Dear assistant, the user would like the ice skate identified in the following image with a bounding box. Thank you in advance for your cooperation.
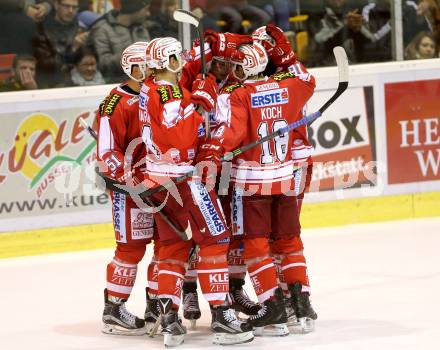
[229,278,261,315]
[102,289,147,336]
[144,287,160,334]
[182,281,201,329]
[284,297,298,326]
[159,298,187,347]
[288,282,317,334]
[210,305,254,345]
[248,289,289,337]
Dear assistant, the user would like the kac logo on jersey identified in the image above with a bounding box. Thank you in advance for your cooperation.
[251,88,289,108]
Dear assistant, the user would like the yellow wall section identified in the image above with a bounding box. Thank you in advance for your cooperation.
[301,191,440,228]
[0,223,114,259]
[1,192,439,259]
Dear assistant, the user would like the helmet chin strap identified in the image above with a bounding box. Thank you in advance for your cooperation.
[129,71,145,83]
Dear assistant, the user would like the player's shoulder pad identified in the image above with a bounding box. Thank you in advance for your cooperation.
[272,71,295,81]
[98,95,110,116]
[221,83,243,94]
[103,93,123,116]
[156,85,184,104]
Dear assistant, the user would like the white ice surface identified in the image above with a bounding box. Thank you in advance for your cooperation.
[1,217,440,350]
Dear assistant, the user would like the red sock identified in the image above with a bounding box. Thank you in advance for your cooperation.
[106,259,137,299]
[185,247,199,279]
[273,254,289,296]
[198,243,229,306]
[244,238,278,303]
[147,257,159,296]
[281,254,310,291]
[272,237,310,292]
[247,257,278,303]
[228,239,247,277]
[157,241,191,309]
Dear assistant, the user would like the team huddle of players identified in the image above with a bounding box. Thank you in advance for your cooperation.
[96,24,317,347]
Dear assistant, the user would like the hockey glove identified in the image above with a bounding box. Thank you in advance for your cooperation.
[190,73,218,112]
[205,30,252,62]
[195,139,224,184]
[265,24,297,68]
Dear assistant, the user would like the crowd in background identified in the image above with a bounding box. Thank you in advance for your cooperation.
[0,0,439,92]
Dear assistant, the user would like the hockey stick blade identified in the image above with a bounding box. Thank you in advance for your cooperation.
[173,9,201,27]
[173,8,209,134]
[317,46,349,115]
[79,117,97,139]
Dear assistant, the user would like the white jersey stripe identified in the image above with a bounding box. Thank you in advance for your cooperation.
[98,116,112,158]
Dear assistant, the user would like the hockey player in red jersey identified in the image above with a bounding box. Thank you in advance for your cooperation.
[138,37,253,347]
[252,24,314,214]
[197,41,317,336]
[252,24,317,333]
[96,42,160,336]
[178,31,262,319]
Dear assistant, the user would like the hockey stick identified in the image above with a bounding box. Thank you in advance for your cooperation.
[131,46,349,198]
[96,47,348,198]
[223,47,349,159]
[79,117,192,241]
[173,9,207,77]
[173,9,211,138]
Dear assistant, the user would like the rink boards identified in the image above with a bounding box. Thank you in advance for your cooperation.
[0,59,439,257]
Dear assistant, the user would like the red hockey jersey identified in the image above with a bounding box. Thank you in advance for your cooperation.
[138,78,204,185]
[96,84,145,182]
[214,68,316,194]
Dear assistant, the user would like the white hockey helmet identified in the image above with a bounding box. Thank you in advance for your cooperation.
[145,37,184,73]
[232,42,268,81]
[120,41,149,82]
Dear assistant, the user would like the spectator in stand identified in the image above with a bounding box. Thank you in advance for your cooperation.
[0,55,38,92]
[403,0,434,46]
[148,0,179,38]
[32,0,88,88]
[220,0,271,33]
[78,0,92,12]
[311,0,391,66]
[190,0,221,31]
[64,45,105,86]
[77,10,101,30]
[263,0,297,32]
[359,0,392,63]
[405,31,437,59]
[191,0,270,34]
[89,0,151,83]
[0,1,52,55]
